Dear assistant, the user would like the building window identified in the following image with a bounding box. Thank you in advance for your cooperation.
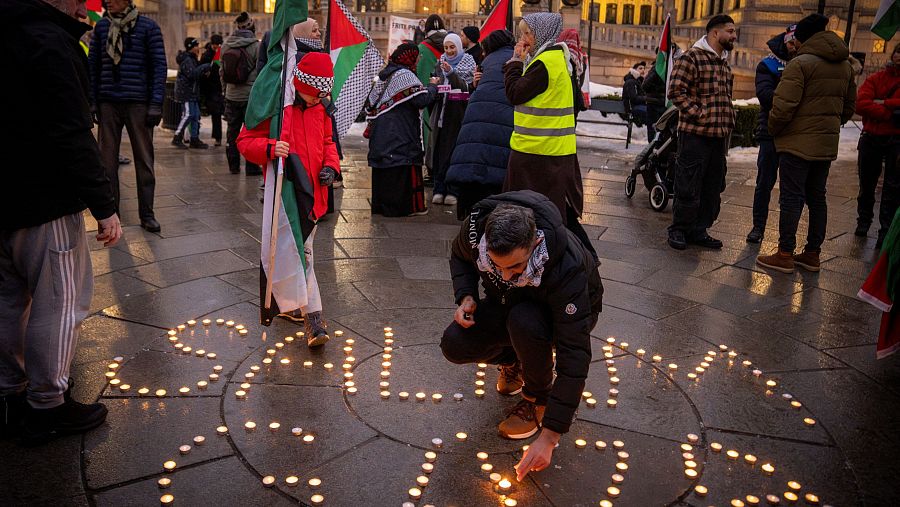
[606,4,618,24]
[622,4,634,25]
[691,0,698,19]
[639,5,651,25]
[874,39,887,54]
[734,0,741,8]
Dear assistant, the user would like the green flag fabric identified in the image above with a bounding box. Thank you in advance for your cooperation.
[874,0,900,41]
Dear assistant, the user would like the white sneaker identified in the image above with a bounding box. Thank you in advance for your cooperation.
[432,193,445,204]
[410,209,429,216]
[443,195,458,205]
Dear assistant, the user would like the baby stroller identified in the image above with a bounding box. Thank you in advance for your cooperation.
[625,105,678,211]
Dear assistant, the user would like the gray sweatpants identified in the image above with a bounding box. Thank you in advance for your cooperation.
[0,213,93,408]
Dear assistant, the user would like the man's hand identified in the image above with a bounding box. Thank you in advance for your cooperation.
[514,428,560,481]
[273,140,290,158]
[96,214,123,247]
[145,104,162,127]
[514,41,529,60]
[454,295,477,328]
[473,70,482,88]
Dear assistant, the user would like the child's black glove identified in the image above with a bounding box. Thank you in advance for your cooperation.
[319,166,337,186]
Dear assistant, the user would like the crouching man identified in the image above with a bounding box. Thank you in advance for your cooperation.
[441,190,603,480]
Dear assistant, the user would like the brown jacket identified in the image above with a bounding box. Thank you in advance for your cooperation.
[769,31,857,161]
[668,37,735,138]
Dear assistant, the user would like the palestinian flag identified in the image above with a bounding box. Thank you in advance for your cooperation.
[243,0,312,326]
[654,14,674,103]
[873,0,900,40]
[481,0,514,38]
[326,0,384,139]
[86,0,102,22]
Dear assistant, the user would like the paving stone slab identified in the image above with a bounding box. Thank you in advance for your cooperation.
[222,384,378,475]
[1,434,85,504]
[351,279,456,310]
[639,270,788,317]
[396,256,451,280]
[90,247,148,276]
[591,305,713,360]
[101,349,239,398]
[336,238,452,258]
[122,250,255,288]
[83,398,234,489]
[700,265,805,298]
[684,430,856,507]
[92,456,290,507]
[318,281,379,318]
[602,279,699,321]
[102,277,251,328]
[823,345,900,397]
[313,258,405,284]
[75,315,164,367]
[333,307,455,347]
[113,230,259,263]
[595,257,657,285]
[90,272,159,314]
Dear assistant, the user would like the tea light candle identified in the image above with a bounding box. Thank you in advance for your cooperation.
[728,350,738,358]
[343,346,353,354]
[424,451,437,463]
[766,380,777,388]
[684,460,697,469]
[744,454,757,465]
[617,451,630,461]
[680,443,693,452]
[179,445,191,455]
[308,478,322,488]
[607,367,618,375]
[235,324,244,331]
[695,485,708,496]
[202,319,211,326]
[280,358,290,365]
[158,477,172,489]
[609,388,619,397]
[668,363,678,371]
[155,389,167,397]
[761,463,775,475]
[240,383,251,390]
[380,371,390,379]
[727,450,740,459]
[193,435,205,446]
[407,487,422,500]
[684,468,698,478]
[268,422,280,432]
[262,476,275,487]
[433,393,443,403]
[595,440,607,450]
[683,452,694,460]
[343,372,353,380]
[138,387,150,396]
[504,499,518,507]
[787,481,801,491]
[310,494,324,505]
[379,390,390,399]
[244,421,256,431]
[475,389,485,398]
[216,426,228,435]
[105,371,116,380]
[303,434,315,443]
[225,320,235,327]
[766,494,780,505]
[432,438,443,448]
[636,348,646,356]
[477,451,488,460]
[804,494,819,504]
[163,460,177,472]
[456,432,467,441]
[303,361,313,368]
[415,392,426,402]
[783,492,798,502]
[498,479,512,492]
[181,346,192,355]
[607,486,620,498]
[323,363,334,370]
[710,442,723,452]
[687,433,699,443]
[399,391,410,400]
[575,439,587,448]
[285,476,299,486]
[731,500,745,507]
[197,381,208,390]
[109,379,121,387]
[454,393,464,401]
[474,380,485,387]
[652,355,663,362]
[586,398,597,407]
[616,462,628,473]
[743,360,752,367]
[179,387,190,395]
[160,494,174,505]
[746,495,760,505]
[284,336,294,343]
[238,329,248,336]
[606,337,616,344]
[607,399,617,408]
[753,369,763,377]
[244,373,254,380]
[610,377,620,385]
[421,463,434,474]
[687,373,698,380]
[346,387,358,395]
[416,475,429,488]
[187,320,197,327]
[481,463,494,473]
[292,427,303,436]
[476,371,486,378]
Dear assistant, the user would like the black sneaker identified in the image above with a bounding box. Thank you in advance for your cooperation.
[304,312,330,348]
[172,135,188,149]
[21,398,108,446]
[668,229,687,250]
[746,227,764,244]
[688,233,723,249]
[189,139,209,150]
[1,391,28,440]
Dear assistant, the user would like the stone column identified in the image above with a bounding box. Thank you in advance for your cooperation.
[158,0,186,68]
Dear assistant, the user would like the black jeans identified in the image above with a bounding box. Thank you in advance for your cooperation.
[751,138,779,230]
[225,99,262,175]
[97,102,156,221]
[441,299,553,405]
[670,132,728,237]
[857,134,900,236]
[211,112,222,143]
[778,153,830,253]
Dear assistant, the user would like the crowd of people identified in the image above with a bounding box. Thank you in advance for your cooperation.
[0,2,894,485]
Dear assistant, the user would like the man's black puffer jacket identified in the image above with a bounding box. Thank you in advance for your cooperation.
[449,190,603,434]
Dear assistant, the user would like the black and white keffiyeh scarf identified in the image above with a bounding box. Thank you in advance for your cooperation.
[439,52,476,85]
[476,230,550,288]
[365,66,427,120]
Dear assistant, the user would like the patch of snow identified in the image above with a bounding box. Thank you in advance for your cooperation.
[590,82,623,98]
[347,122,367,137]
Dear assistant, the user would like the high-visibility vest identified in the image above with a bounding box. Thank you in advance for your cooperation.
[510,48,576,156]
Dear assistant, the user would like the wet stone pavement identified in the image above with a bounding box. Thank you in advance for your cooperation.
[3,127,899,507]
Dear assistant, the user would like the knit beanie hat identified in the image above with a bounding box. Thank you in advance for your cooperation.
[293,52,334,98]
[794,13,829,43]
[235,11,256,33]
[184,37,199,50]
[390,42,420,71]
[783,24,797,43]
[462,26,480,43]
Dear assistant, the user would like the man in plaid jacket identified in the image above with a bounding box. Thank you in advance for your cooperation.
[666,15,737,250]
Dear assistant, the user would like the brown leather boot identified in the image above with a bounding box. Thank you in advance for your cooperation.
[756,249,795,274]
[793,250,820,272]
[498,398,545,440]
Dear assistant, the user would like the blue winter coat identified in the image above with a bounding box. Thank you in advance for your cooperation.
[446,47,514,187]
[756,33,792,140]
[175,51,210,103]
[88,15,167,105]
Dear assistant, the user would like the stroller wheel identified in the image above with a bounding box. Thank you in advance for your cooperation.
[625,175,637,198]
[649,183,669,212]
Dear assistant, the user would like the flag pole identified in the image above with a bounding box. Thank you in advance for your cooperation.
[264,23,295,311]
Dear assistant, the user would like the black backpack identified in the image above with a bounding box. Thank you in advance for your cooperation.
[221,46,254,84]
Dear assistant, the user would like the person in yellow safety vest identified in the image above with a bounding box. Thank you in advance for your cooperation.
[503,12,597,261]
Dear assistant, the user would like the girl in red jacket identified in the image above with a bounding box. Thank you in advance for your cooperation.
[856,43,900,249]
[237,52,340,346]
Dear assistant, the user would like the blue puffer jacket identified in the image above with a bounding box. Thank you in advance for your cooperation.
[174,51,210,103]
[88,14,167,105]
[755,32,792,140]
[446,47,514,187]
